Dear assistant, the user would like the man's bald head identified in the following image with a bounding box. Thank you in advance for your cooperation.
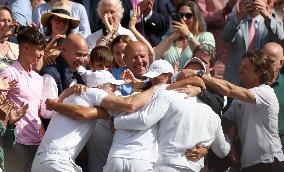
[61,34,89,71]
[63,34,88,50]
[262,42,284,83]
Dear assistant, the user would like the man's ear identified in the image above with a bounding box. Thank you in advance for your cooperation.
[61,45,67,56]
[21,42,29,55]
[280,59,284,67]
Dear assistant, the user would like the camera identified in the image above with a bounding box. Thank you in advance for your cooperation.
[171,14,182,22]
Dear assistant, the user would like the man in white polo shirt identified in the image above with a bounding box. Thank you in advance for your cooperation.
[31,70,158,172]
[182,51,284,171]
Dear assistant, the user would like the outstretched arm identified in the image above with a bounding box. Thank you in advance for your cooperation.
[46,98,109,120]
[101,84,160,112]
[201,74,255,104]
[178,69,256,104]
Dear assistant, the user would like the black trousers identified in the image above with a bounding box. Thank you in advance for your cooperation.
[241,157,284,172]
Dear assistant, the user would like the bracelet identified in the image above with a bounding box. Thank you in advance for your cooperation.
[187,33,194,41]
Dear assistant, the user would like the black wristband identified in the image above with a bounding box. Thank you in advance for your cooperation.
[197,70,205,78]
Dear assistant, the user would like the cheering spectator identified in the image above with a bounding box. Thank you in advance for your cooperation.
[155,1,215,69]
[33,0,91,38]
[0,27,45,172]
[86,0,136,51]
[0,6,18,71]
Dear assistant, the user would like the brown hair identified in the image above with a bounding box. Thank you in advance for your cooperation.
[0,5,12,17]
[110,35,132,68]
[110,35,132,51]
[243,51,274,84]
[17,26,46,47]
[176,1,206,35]
[90,45,113,65]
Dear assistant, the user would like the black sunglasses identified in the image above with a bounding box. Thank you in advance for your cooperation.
[179,12,194,20]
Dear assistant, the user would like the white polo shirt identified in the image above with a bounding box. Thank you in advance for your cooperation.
[35,88,108,161]
[224,84,284,168]
[114,90,230,171]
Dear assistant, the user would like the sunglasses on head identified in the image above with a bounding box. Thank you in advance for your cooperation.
[179,12,194,20]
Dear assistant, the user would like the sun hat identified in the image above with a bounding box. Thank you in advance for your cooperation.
[87,70,125,88]
[41,7,80,29]
[143,60,174,78]
[183,57,206,72]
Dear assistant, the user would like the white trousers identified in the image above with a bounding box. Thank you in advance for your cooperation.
[103,157,154,172]
[154,164,195,172]
[31,151,82,172]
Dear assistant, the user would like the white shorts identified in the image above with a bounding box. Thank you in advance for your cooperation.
[31,151,82,172]
[103,157,154,172]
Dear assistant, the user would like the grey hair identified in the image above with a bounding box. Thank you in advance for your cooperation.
[97,0,124,20]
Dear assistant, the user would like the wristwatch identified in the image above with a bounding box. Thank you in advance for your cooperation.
[187,33,194,41]
[197,70,205,78]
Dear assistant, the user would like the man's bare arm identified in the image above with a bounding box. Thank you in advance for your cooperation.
[201,75,256,104]
[166,76,206,90]
[46,99,109,120]
[101,84,160,113]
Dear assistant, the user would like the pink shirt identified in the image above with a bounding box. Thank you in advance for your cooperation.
[0,61,43,145]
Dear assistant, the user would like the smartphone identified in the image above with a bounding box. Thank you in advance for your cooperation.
[57,37,65,46]
[171,14,182,22]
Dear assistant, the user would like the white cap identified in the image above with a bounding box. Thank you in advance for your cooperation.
[143,60,174,78]
[87,70,125,88]
[183,57,206,72]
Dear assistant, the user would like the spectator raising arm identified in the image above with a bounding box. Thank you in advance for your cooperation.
[129,6,155,63]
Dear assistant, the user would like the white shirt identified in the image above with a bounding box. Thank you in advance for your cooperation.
[115,90,230,172]
[106,87,168,163]
[86,24,137,51]
[36,88,108,161]
[224,84,284,168]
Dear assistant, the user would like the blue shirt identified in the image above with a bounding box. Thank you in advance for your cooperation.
[3,0,32,25]
[111,67,132,96]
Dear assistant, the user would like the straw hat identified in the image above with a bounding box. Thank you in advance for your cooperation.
[41,7,80,29]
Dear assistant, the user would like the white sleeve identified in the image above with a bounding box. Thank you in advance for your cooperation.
[211,122,231,158]
[250,85,277,107]
[86,30,102,51]
[83,88,109,106]
[40,74,58,119]
[114,91,171,130]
